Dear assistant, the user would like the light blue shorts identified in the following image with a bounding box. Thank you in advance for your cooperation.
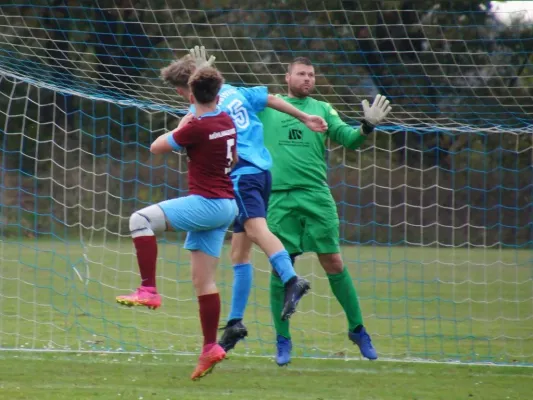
[158,195,237,258]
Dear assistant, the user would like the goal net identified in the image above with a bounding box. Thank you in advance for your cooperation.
[0,0,532,364]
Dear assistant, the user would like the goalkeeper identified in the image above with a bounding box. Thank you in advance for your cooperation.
[260,57,392,366]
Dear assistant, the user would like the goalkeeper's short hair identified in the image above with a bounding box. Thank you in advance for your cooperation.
[288,56,313,72]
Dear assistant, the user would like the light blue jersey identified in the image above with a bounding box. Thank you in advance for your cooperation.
[190,84,272,176]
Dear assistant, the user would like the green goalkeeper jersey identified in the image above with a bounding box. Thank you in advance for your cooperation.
[259,95,368,191]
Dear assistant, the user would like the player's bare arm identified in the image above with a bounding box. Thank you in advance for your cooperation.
[150,129,179,154]
[177,112,194,129]
[266,94,327,133]
[189,45,327,133]
[150,114,194,154]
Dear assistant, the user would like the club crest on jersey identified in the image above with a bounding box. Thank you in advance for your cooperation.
[288,128,303,140]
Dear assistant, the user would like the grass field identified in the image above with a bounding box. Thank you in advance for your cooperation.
[0,239,532,398]
[0,351,532,399]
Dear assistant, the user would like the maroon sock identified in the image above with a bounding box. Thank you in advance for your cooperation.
[133,236,157,288]
[198,293,221,346]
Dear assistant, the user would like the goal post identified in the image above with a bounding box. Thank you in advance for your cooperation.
[0,1,532,364]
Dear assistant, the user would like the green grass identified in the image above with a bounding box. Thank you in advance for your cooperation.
[0,351,532,400]
[1,239,532,399]
[0,238,532,366]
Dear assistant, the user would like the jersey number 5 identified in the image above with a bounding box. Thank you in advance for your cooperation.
[225,138,236,175]
[227,99,250,130]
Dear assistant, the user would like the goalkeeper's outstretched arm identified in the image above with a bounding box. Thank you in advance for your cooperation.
[327,94,392,150]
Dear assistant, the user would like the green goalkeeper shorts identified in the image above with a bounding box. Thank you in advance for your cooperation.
[267,187,340,255]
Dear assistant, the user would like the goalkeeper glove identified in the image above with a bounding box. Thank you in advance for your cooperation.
[189,45,216,69]
[361,94,392,134]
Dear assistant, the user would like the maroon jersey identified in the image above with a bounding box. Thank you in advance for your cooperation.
[171,111,236,199]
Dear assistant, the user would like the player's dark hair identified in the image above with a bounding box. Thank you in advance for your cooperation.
[188,67,224,104]
[288,57,313,72]
[160,55,196,88]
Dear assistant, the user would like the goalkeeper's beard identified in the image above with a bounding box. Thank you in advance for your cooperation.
[288,84,312,98]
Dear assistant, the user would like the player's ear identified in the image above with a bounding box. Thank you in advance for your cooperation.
[189,92,195,104]
[215,94,220,105]
[285,72,290,84]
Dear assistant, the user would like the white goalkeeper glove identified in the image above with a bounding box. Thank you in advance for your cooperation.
[189,45,216,69]
[361,94,392,134]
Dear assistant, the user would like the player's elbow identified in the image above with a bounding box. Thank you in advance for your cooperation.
[150,133,178,154]
[150,142,164,154]
[150,140,173,155]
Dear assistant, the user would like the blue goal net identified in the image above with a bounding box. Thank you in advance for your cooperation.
[0,1,532,365]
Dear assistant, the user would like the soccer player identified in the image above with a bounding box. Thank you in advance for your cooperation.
[259,57,392,365]
[116,67,237,380]
[157,47,328,354]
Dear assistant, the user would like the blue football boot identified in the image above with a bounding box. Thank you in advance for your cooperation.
[275,335,292,366]
[349,326,377,360]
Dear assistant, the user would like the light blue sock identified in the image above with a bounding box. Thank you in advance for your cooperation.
[269,250,297,284]
[228,263,253,321]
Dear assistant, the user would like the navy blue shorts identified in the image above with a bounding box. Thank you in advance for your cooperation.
[231,170,272,233]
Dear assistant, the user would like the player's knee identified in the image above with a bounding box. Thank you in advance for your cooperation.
[230,232,253,264]
[129,206,166,238]
[129,212,153,237]
[243,226,262,245]
[319,253,344,274]
[243,218,269,244]
[245,230,261,245]
[190,250,218,295]
[191,268,216,295]
[191,271,206,291]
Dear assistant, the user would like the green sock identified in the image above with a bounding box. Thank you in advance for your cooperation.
[327,267,363,331]
[270,273,291,339]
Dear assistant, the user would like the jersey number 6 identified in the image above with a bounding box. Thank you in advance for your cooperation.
[227,99,250,130]
[225,138,236,175]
